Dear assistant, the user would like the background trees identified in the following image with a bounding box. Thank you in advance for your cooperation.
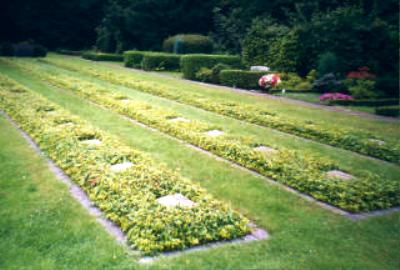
[1,0,398,95]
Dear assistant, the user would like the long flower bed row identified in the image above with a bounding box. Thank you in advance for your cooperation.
[0,74,251,255]
[41,57,400,164]
[6,59,400,212]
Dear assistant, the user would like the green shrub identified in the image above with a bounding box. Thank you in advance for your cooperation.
[181,54,242,80]
[141,52,181,71]
[195,63,232,83]
[306,69,317,83]
[81,52,123,61]
[32,44,47,57]
[123,50,146,68]
[57,49,82,56]
[375,75,399,98]
[0,42,14,56]
[163,34,213,54]
[295,81,313,91]
[316,52,340,78]
[375,105,399,117]
[219,70,266,89]
[312,73,345,93]
[344,78,377,99]
[195,67,213,82]
[3,41,48,57]
[273,73,304,90]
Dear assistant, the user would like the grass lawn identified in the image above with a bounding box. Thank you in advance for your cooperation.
[1,56,400,269]
[46,54,399,140]
[273,92,385,115]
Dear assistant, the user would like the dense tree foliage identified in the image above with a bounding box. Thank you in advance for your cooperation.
[95,0,217,52]
[0,0,105,49]
[1,0,398,95]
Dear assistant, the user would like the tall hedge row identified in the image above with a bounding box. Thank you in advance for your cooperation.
[82,52,123,61]
[123,50,146,68]
[219,70,267,89]
[141,52,181,71]
[163,34,213,54]
[180,54,242,80]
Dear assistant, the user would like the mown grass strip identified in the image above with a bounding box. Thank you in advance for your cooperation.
[0,74,251,255]
[41,56,400,164]
[6,59,400,213]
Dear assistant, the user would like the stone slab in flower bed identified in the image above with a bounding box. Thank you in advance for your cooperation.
[169,116,189,123]
[157,193,196,208]
[254,145,278,155]
[369,139,385,145]
[327,170,353,180]
[110,161,134,172]
[205,129,224,137]
[82,139,102,145]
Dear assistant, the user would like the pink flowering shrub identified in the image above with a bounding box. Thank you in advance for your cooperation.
[319,92,354,101]
[258,74,281,90]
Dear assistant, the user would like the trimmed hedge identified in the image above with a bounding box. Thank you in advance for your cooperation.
[181,54,242,80]
[329,98,399,107]
[219,70,267,89]
[163,34,213,54]
[0,42,47,57]
[82,52,123,62]
[375,105,400,117]
[141,52,181,71]
[57,49,83,56]
[123,50,146,68]
[11,59,400,213]
[42,57,400,164]
[0,73,250,255]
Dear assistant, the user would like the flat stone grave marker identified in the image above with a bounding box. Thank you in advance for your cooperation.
[157,193,196,208]
[250,65,270,72]
[110,161,133,172]
[169,117,189,123]
[327,170,353,180]
[205,130,224,137]
[120,99,131,104]
[369,139,385,145]
[254,145,278,154]
[81,139,102,145]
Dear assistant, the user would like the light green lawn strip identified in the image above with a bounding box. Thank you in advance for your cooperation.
[47,53,400,141]
[20,60,400,182]
[274,92,385,115]
[1,63,400,269]
[0,115,137,270]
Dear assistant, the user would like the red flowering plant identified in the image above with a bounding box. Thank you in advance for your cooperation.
[346,66,375,79]
[258,74,281,90]
[319,92,354,101]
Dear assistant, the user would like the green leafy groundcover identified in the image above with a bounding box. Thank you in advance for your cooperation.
[6,59,400,213]
[42,57,400,164]
[0,74,251,255]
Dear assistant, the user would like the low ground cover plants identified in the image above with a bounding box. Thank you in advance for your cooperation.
[6,58,400,212]
[0,73,251,255]
[41,57,400,164]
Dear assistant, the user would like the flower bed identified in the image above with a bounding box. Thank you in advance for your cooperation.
[0,74,252,255]
[40,57,400,164]
[6,59,400,212]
